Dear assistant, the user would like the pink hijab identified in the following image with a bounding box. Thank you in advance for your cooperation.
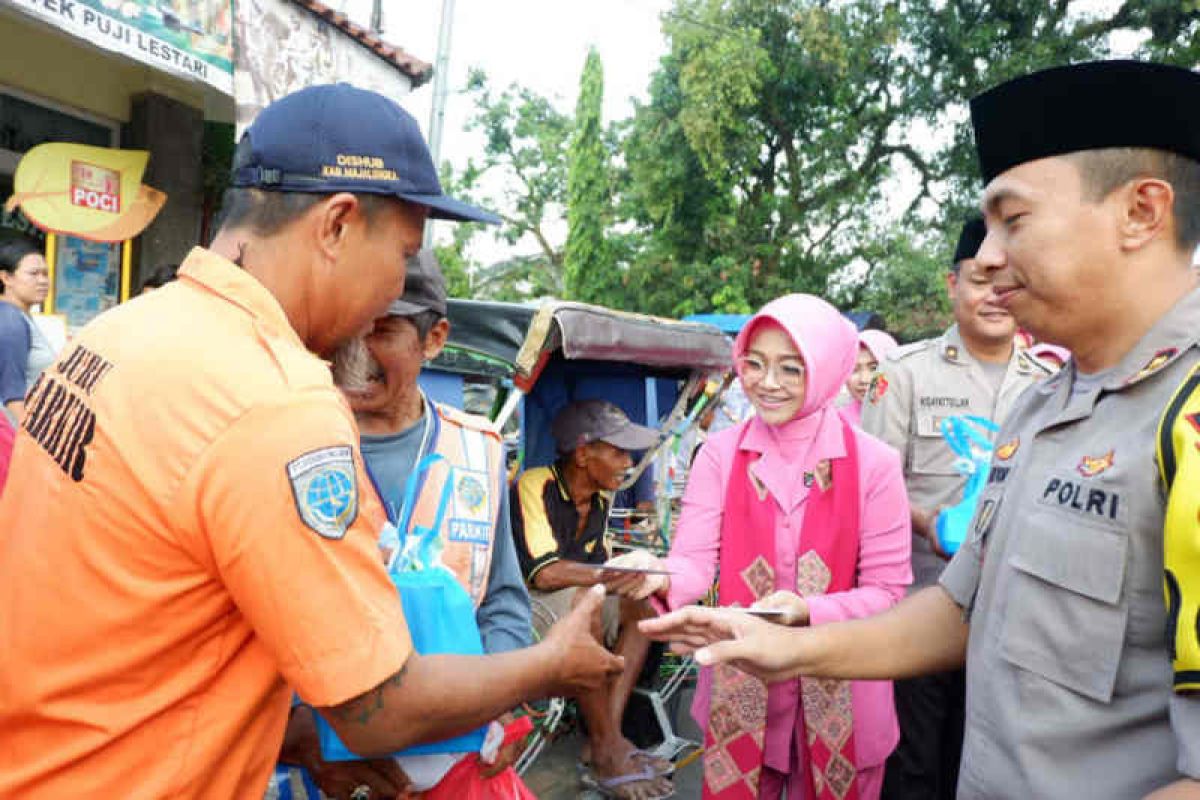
[730,295,859,496]
[734,294,860,421]
[840,329,899,425]
[859,329,899,363]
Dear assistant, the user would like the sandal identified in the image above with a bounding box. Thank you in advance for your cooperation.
[580,763,676,800]
[580,747,675,778]
[629,748,675,777]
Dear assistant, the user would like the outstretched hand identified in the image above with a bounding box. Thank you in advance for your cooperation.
[543,585,626,696]
[601,549,670,600]
[752,590,809,626]
[638,605,807,683]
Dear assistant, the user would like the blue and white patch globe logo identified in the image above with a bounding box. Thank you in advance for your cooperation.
[457,474,487,514]
[287,446,359,539]
[306,469,355,527]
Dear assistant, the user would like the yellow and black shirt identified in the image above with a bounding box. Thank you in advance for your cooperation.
[1158,361,1200,693]
[511,462,609,585]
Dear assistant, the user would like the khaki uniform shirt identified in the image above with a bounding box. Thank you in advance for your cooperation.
[940,287,1200,799]
[861,326,1049,586]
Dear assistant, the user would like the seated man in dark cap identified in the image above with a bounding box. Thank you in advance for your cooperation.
[512,399,674,799]
[642,60,1200,800]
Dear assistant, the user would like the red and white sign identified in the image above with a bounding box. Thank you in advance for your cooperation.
[70,161,121,214]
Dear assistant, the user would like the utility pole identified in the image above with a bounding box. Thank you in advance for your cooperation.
[370,0,382,33]
[423,0,456,248]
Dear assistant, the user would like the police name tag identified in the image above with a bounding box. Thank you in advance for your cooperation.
[448,466,491,544]
[287,445,358,539]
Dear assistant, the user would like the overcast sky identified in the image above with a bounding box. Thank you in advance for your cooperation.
[380,0,674,257]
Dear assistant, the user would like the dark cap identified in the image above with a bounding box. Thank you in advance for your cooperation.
[971,60,1200,184]
[552,400,659,454]
[388,249,447,316]
[953,216,987,265]
[231,83,500,224]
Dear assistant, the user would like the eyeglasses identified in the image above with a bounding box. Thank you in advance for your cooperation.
[736,355,806,389]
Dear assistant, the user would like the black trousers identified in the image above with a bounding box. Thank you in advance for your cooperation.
[882,668,966,800]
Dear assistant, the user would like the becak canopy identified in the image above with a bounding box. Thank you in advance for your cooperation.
[4,143,166,243]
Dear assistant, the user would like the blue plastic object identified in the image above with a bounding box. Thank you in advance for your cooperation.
[315,454,488,760]
[934,415,1000,555]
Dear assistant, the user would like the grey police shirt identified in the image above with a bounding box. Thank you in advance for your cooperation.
[940,287,1200,799]
[861,325,1050,587]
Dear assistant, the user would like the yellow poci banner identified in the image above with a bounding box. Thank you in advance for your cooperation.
[4,143,166,243]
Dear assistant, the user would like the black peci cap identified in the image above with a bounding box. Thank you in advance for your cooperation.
[971,60,1200,184]
[953,216,987,265]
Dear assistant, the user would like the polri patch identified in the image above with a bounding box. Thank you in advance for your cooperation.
[287,445,358,539]
[448,467,492,544]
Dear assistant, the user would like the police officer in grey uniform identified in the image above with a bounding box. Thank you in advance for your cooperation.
[639,60,1200,800]
[864,218,1049,800]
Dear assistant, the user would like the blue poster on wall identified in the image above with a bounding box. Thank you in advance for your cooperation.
[53,235,121,332]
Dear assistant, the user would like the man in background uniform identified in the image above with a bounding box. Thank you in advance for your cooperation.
[863,217,1049,800]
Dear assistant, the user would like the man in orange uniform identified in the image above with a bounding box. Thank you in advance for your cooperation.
[0,84,620,798]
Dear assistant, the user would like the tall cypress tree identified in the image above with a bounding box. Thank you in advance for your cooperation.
[564,47,612,303]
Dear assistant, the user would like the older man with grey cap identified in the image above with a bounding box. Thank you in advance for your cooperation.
[512,399,675,799]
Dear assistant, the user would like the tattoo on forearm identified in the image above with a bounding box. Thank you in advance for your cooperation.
[330,663,409,726]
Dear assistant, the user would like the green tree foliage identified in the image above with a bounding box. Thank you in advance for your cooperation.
[435,69,572,300]
[563,48,616,303]
[443,1,1199,338]
[617,0,1198,335]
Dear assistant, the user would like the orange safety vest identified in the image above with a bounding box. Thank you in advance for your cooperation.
[405,401,505,607]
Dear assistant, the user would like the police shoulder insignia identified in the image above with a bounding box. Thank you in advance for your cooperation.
[287,445,358,539]
[1077,449,1116,478]
[974,498,997,538]
[995,437,1019,461]
[868,373,889,404]
[1125,347,1178,385]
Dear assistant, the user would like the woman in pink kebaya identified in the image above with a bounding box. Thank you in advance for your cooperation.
[840,329,899,426]
[609,295,912,800]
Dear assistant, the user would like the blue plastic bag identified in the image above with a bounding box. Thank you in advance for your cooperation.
[934,415,999,555]
[315,454,488,761]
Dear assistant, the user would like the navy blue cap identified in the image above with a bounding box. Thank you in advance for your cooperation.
[231,84,500,224]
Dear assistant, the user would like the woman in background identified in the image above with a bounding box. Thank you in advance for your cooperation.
[0,238,53,424]
[840,329,898,426]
